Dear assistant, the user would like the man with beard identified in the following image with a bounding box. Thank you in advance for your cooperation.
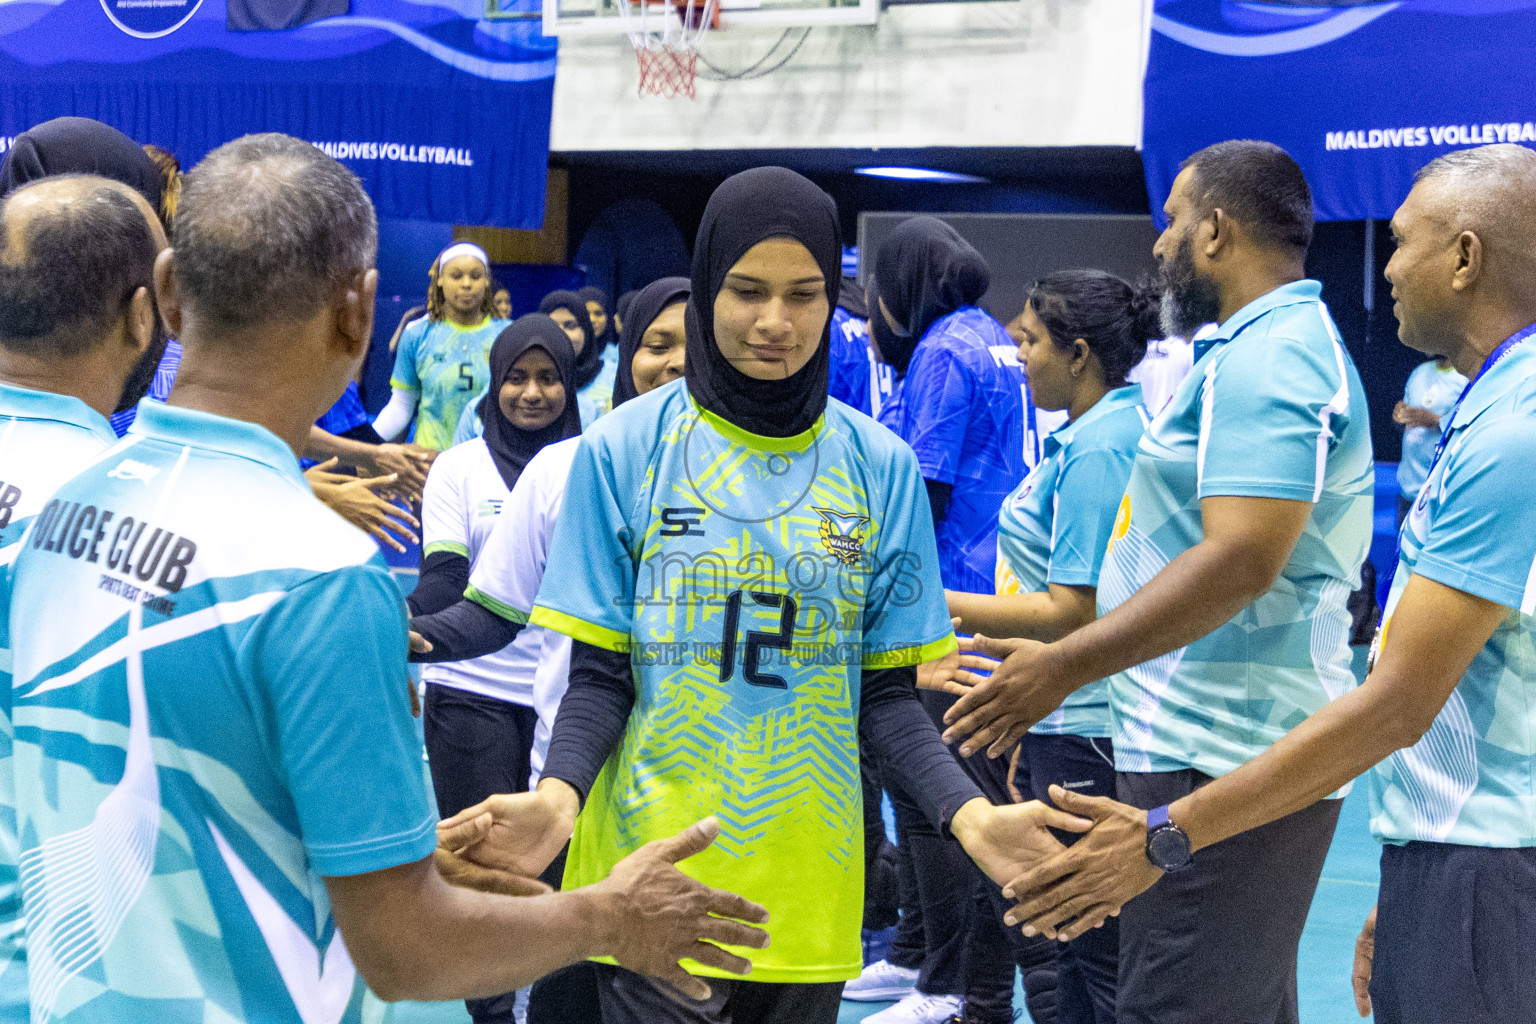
[0,173,171,1020]
[941,140,1373,1023]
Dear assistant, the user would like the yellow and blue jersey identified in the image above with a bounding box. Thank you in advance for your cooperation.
[390,315,509,450]
[529,377,956,983]
[878,306,1029,595]
[1100,280,1373,778]
[7,401,436,1023]
[1371,338,1536,848]
[996,384,1150,738]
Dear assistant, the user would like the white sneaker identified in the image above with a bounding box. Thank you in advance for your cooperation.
[860,992,964,1024]
[842,959,920,1002]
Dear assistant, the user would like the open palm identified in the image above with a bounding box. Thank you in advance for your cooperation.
[962,800,1090,888]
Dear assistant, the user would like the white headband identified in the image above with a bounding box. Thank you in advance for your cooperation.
[436,242,489,272]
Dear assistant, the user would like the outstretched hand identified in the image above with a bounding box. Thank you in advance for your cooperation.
[1352,906,1376,1017]
[941,635,1070,758]
[593,817,772,1001]
[950,797,1092,890]
[917,627,1003,694]
[437,780,580,882]
[1000,785,1160,942]
[306,458,421,553]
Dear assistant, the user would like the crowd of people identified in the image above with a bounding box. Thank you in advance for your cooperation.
[0,113,1532,1024]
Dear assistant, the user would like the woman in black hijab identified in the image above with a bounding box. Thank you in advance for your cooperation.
[0,117,163,215]
[429,167,1080,1024]
[539,290,602,390]
[684,164,840,437]
[577,285,613,348]
[867,215,989,377]
[610,276,689,407]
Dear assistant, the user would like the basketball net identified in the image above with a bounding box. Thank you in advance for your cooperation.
[619,0,719,99]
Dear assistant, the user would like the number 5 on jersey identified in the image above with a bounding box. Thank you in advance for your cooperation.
[719,589,798,689]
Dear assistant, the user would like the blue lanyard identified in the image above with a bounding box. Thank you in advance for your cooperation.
[1423,322,1536,482]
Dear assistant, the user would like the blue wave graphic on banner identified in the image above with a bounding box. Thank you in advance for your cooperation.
[1153,1,1536,55]
[0,0,558,226]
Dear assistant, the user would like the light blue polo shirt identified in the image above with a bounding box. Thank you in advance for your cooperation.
[0,382,122,1023]
[1370,336,1536,848]
[8,400,437,1023]
[1396,359,1468,499]
[996,385,1150,738]
[1099,280,1374,778]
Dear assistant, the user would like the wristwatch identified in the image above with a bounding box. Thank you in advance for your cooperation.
[1145,804,1193,873]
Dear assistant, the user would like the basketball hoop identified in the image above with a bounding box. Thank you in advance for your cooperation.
[619,0,719,99]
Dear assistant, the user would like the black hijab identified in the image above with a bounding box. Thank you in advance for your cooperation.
[539,290,603,391]
[869,216,990,377]
[577,285,613,346]
[612,277,689,408]
[616,290,640,328]
[479,314,584,491]
[685,166,841,438]
[0,117,163,212]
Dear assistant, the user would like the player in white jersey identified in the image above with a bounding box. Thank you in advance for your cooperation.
[0,174,171,1023]
[412,313,583,1024]
[5,134,771,1024]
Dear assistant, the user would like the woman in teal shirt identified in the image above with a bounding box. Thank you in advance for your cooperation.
[935,270,1160,1024]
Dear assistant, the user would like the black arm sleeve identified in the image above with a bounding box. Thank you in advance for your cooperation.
[540,641,636,805]
[407,550,470,616]
[409,598,522,664]
[925,478,953,524]
[859,665,983,831]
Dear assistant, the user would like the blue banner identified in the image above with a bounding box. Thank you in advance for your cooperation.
[1143,2,1536,222]
[0,0,557,228]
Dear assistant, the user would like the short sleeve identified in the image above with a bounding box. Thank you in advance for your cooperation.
[390,321,423,393]
[467,458,557,624]
[1413,420,1536,611]
[420,451,469,560]
[897,345,972,485]
[862,443,959,668]
[1048,444,1136,587]
[528,436,636,652]
[241,565,437,877]
[1197,334,1349,502]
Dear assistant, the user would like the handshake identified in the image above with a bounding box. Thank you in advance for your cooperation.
[433,778,770,1000]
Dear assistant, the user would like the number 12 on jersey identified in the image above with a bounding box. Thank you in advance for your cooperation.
[719,589,798,689]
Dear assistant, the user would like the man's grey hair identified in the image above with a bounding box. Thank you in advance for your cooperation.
[1412,144,1536,285]
[172,133,377,332]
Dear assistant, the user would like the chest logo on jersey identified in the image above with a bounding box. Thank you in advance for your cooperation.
[1107,495,1132,553]
[659,506,706,537]
[814,507,869,566]
[477,498,503,518]
[106,459,161,485]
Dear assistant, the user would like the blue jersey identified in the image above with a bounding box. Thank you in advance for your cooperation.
[390,315,510,450]
[828,308,894,418]
[529,378,955,984]
[1100,281,1373,778]
[8,401,437,1023]
[1371,339,1536,848]
[1396,359,1468,499]
[878,306,1028,595]
[996,385,1150,737]
[452,344,618,446]
[0,384,122,1022]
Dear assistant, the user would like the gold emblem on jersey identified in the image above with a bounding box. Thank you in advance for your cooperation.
[813,508,869,566]
[1107,494,1132,553]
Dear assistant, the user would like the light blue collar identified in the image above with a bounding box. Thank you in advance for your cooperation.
[1449,331,1536,431]
[128,401,306,486]
[0,381,118,445]
[1042,384,1143,459]
[1196,279,1324,361]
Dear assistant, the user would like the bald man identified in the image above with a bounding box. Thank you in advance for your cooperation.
[0,173,170,1021]
[1001,143,1536,1024]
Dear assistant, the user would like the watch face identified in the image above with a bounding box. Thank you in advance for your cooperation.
[1148,827,1191,871]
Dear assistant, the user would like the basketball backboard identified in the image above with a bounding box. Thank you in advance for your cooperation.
[542,0,877,37]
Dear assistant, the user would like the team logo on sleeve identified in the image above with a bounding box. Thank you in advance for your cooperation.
[813,508,869,566]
